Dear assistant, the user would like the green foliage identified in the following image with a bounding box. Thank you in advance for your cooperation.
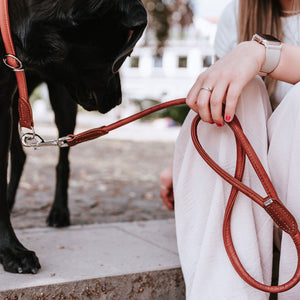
[133,99,189,125]
[161,104,190,125]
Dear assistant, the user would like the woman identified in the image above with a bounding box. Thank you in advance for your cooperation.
[161,0,300,208]
[172,0,300,299]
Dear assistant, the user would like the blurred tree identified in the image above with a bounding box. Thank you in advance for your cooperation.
[142,0,194,53]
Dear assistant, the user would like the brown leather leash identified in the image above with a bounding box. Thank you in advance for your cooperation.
[1,0,300,292]
[191,115,300,293]
[0,0,34,130]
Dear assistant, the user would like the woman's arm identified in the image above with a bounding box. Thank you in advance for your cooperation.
[271,44,300,84]
[186,41,300,125]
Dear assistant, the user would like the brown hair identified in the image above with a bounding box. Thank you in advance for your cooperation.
[237,0,283,43]
[237,0,296,103]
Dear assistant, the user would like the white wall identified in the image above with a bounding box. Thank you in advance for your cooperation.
[120,40,213,102]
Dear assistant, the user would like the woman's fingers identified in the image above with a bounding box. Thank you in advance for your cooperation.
[224,82,243,122]
[187,66,231,124]
[160,166,174,211]
[196,87,213,123]
[187,76,234,124]
[210,81,228,125]
[185,42,265,124]
[187,73,215,123]
[186,74,203,113]
[160,187,174,210]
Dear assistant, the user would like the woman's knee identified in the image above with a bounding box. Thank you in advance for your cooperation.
[240,76,270,106]
[235,76,272,124]
[280,81,300,109]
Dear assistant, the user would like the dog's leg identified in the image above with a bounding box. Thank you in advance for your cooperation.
[7,77,41,211]
[7,97,26,211]
[46,82,77,227]
[0,77,41,274]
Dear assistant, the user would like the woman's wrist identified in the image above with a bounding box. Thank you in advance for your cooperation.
[237,41,266,74]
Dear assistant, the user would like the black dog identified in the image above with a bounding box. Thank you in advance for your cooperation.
[0,0,147,274]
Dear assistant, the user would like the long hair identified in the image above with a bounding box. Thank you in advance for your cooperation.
[237,0,298,102]
[237,0,283,43]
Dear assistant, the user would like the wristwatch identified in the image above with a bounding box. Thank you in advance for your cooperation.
[252,34,282,76]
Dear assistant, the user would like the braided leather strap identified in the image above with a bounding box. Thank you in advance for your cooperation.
[191,114,300,293]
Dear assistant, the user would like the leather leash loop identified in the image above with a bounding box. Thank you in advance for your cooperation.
[66,101,300,293]
[191,114,300,293]
[0,0,34,129]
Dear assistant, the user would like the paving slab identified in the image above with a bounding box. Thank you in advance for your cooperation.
[0,219,184,299]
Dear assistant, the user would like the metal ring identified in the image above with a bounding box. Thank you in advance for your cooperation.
[3,54,24,71]
[200,86,213,92]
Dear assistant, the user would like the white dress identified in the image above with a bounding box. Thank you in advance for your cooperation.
[173,3,300,300]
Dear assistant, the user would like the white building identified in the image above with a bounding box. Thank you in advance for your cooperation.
[120,18,217,104]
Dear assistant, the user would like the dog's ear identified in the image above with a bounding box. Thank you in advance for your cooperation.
[111,0,147,73]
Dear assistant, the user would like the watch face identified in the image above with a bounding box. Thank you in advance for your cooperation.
[257,34,281,43]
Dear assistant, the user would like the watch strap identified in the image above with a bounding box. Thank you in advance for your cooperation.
[260,45,282,75]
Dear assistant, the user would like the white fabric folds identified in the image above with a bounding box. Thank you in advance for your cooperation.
[173,76,300,300]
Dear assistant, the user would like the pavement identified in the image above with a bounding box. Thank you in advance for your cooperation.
[0,220,184,299]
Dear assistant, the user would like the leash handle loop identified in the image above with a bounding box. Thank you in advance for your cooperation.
[191,114,300,293]
[66,97,300,292]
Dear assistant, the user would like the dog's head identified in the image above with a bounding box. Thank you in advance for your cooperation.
[9,0,147,113]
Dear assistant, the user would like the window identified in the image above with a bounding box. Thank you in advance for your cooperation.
[178,56,188,68]
[153,55,163,68]
[203,55,213,68]
[130,56,140,68]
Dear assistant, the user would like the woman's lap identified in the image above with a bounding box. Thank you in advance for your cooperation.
[173,78,300,299]
[267,82,300,300]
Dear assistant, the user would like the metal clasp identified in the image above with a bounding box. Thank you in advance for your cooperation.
[264,198,274,207]
[3,54,24,71]
[21,132,71,148]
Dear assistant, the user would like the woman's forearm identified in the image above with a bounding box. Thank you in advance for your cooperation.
[270,44,300,84]
[186,41,300,125]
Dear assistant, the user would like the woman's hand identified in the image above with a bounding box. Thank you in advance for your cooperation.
[160,165,174,211]
[186,41,265,125]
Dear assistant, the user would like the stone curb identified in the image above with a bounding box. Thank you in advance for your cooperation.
[0,269,185,300]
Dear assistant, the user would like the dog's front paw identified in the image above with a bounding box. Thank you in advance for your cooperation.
[0,247,41,274]
[47,206,70,228]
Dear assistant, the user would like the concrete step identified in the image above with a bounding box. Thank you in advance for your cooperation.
[0,219,185,299]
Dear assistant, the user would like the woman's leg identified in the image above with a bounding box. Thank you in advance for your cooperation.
[267,82,300,300]
[173,77,273,300]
